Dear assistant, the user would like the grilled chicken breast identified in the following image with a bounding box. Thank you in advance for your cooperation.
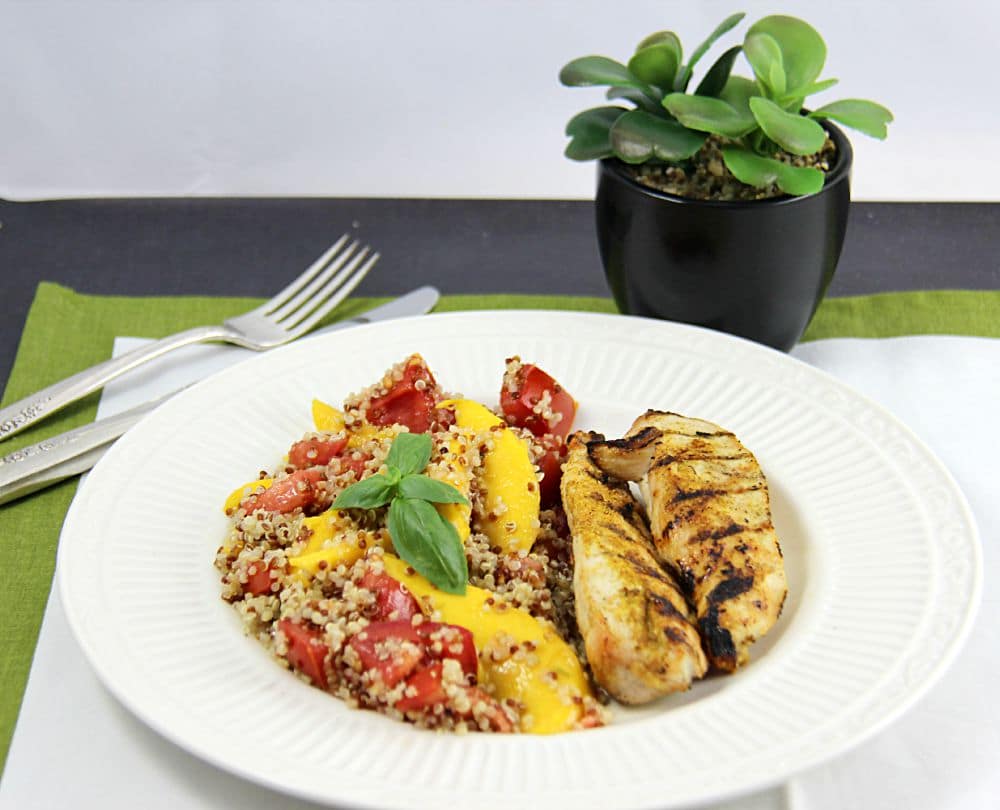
[589,412,787,672]
[562,432,707,703]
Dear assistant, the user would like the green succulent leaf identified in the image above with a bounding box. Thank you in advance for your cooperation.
[810,98,894,139]
[385,431,432,477]
[744,33,786,98]
[628,44,681,90]
[719,76,758,109]
[397,474,469,505]
[799,78,839,98]
[559,56,648,91]
[637,30,683,62]
[722,146,825,196]
[606,86,662,113]
[746,15,826,94]
[663,93,756,138]
[387,498,468,595]
[749,96,827,155]
[676,12,746,91]
[694,45,742,97]
[609,110,706,163]
[564,106,624,160]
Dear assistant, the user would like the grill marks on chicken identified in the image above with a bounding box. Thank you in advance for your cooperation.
[561,433,707,703]
[589,411,787,672]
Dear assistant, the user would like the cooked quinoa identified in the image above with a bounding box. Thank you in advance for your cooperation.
[215,354,607,733]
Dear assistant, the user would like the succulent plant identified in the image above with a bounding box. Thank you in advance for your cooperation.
[560,13,893,196]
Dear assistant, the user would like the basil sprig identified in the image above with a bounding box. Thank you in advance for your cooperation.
[332,432,469,594]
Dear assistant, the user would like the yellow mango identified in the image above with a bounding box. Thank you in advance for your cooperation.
[311,398,346,433]
[223,478,273,513]
[381,554,592,734]
[346,423,396,450]
[428,435,473,542]
[288,511,365,577]
[440,399,539,554]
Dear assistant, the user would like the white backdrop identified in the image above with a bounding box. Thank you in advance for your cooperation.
[1,0,995,201]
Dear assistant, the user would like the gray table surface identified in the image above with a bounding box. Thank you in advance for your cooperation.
[1,198,998,390]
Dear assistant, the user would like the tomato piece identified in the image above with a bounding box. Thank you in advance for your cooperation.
[288,435,348,469]
[395,662,448,712]
[253,469,325,513]
[330,451,369,480]
[416,622,477,679]
[349,619,477,686]
[536,434,568,508]
[365,357,442,434]
[348,624,425,687]
[279,618,329,689]
[461,686,515,732]
[244,559,277,596]
[359,570,422,621]
[500,360,577,440]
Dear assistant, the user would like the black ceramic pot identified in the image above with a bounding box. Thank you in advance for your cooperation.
[595,122,852,352]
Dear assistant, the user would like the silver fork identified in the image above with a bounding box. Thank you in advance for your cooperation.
[0,234,379,443]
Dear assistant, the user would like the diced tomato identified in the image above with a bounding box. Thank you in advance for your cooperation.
[336,452,372,480]
[253,469,325,513]
[460,686,515,732]
[500,360,577,440]
[395,662,448,712]
[348,625,425,687]
[415,622,477,679]
[536,433,568,508]
[244,559,277,596]
[359,571,422,622]
[288,435,348,469]
[365,357,443,434]
[279,618,329,689]
[348,620,477,686]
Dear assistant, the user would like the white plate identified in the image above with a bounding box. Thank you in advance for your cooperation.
[58,311,981,810]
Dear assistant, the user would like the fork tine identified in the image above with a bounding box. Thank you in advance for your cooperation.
[259,233,351,316]
[269,239,360,322]
[286,250,380,334]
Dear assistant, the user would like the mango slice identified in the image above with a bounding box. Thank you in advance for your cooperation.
[223,478,273,513]
[288,511,366,577]
[312,398,346,433]
[440,399,540,553]
[427,435,473,542]
[381,554,592,734]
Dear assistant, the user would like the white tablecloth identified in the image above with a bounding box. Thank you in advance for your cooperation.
[2,334,997,810]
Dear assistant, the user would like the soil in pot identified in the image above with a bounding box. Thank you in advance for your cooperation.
[625,134,838,202]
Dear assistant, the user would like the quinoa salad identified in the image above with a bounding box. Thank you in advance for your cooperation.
[215,354,608,734]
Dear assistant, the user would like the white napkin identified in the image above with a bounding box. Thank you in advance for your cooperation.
[2,335,997,810]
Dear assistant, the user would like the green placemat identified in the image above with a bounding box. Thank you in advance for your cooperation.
[2,281,999,770]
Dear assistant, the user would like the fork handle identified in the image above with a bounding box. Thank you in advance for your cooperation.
[0,325,233,442]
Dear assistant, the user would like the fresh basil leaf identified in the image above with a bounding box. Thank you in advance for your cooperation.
[388,498,468,594]
[385,432,432,477]
[332,473,397,510]
[397,474,469,505]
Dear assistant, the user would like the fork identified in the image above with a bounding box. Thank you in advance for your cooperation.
[0,234,379,443]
